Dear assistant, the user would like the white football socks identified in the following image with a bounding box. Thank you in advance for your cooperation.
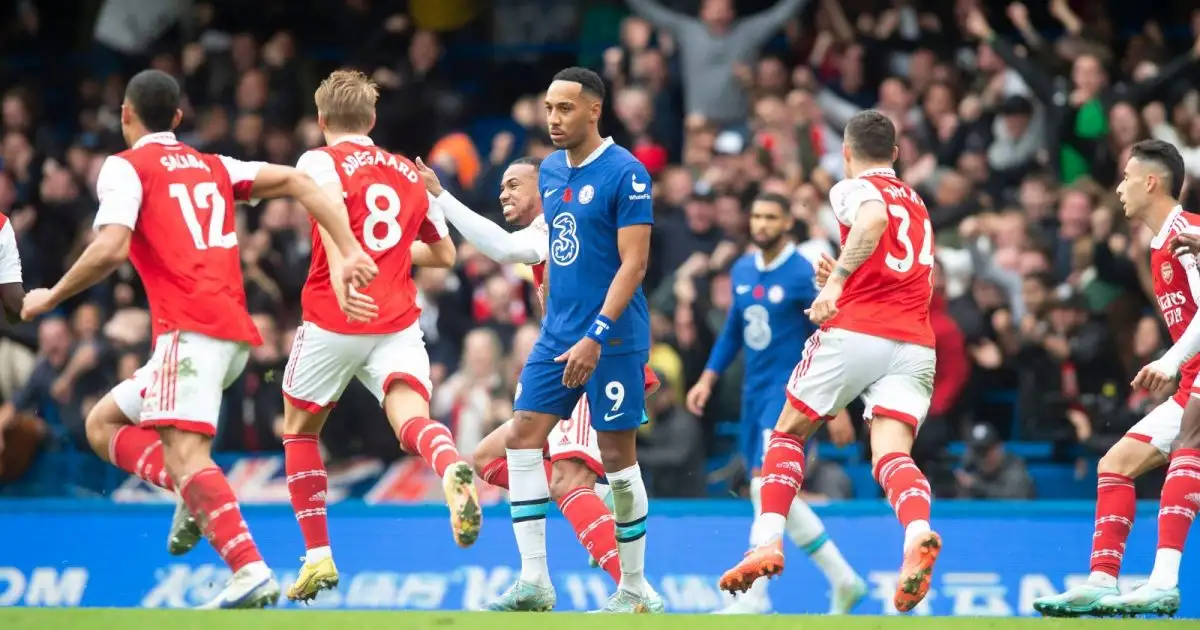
[506,448,551,585]
[609,464,651,596]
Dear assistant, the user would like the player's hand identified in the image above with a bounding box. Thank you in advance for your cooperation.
[414,157,444,197]
[1132,361,1177,397]
[685,382,712,416]
[340,248,378,290]
[814,252,835,288]
[826,411,855,447]
[338,286,379,323]
[1172,232,1200,257]
[555,337,601,389]
[20,288,57,321]
[805,282,842,325]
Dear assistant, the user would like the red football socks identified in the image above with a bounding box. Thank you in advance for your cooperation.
[180,467,263,572]
[759,431,807,518]
[873,452,932,528]
[1090,472,1136,577]
[1157,450,1200,553]
[479,457,553,490]
[398,417,462,478]
[283,433,330,551]
[109,425,174,491]
[558,486,621,583]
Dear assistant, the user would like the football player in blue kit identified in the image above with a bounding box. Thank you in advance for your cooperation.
[687,193,867,614]
[496,67,664,614]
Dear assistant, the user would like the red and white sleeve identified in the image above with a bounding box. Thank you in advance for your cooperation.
[218,155,267,201]
[93,156,143,230]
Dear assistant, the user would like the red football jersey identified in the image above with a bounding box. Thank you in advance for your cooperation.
[298,136,443,335]
[826,168,935,347]
[94,132,261,345]
[1150,206,1200,405]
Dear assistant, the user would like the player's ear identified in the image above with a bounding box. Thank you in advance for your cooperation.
[120,102,131,127]
[891,145,899,163]
[367,111,377,134]
[591,99,602,123]
[171,109,183,131]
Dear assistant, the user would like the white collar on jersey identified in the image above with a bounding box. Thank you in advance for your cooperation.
[567,136,615,168]
[333,135,374,146]
[755,241,796,273]
[133,131,179,149]
[1150,205,1186,250]
[857,167,896,178]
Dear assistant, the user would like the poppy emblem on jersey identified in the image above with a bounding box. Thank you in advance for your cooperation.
[578,185,595,205]
[768,285,784,304]
[1162,261,1175,284]
[563,188,574,203]
[752,285,765,299]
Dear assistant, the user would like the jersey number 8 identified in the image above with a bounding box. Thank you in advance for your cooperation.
[885,204,934,274]
[364,183,403,252]
[169,182,235,250]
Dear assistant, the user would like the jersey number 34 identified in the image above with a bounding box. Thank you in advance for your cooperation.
[884,204,934,274]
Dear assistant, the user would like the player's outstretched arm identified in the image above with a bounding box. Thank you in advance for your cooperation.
[688,293,745,415]
[806,199,886,325]
[23,225,131,321]
[415,157,543,265]
[247,163,376,288]
[410,194,457,268]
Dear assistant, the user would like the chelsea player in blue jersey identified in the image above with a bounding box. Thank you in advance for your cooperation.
[499,67,663,614]
[687,194,866,615]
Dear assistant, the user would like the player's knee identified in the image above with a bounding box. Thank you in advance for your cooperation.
[506,411,551,449]
[282,401,326,435]
[548,460,596,501]
[84,398,128,457]
[471,449,498,478]
[1098,438,1162,477]
[774,403,819,437]
[157,428,214,479]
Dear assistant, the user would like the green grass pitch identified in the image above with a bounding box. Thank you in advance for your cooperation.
[0,610,1190,630]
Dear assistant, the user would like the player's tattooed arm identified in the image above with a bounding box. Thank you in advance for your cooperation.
[831,200,887,282]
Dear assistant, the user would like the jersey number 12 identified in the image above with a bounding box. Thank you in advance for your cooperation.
[169,182,235,250]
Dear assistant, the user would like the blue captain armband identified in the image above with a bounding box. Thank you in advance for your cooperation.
[585,314,614,344]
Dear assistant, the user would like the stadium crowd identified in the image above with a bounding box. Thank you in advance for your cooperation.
[2,0,1200,500]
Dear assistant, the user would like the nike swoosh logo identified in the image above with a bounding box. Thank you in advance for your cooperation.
[544,188,558,199]
[604,412,624,422]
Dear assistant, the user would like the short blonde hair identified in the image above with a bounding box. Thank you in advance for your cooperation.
[314,69,378,133]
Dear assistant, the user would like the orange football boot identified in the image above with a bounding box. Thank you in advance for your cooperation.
[719,539,785,594]
[894,531,942,612]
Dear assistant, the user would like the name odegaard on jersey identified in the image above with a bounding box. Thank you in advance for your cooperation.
[341,149,419,182]
[160,154,211,173]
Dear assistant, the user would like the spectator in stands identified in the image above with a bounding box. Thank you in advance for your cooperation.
[638,370,705,498]
[628,0,810,125]
[956,422,1036,499]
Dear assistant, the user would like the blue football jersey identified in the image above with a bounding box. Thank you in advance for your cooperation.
[704,244,819,392]
[538,138,653,355]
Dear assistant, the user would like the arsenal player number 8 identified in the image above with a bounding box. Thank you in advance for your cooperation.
[169,182,237,250]
[364,182,403,252]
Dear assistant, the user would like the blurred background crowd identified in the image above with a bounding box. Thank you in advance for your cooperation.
[2,0,1200,502]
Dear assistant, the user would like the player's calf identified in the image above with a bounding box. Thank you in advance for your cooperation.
[388,384,480,547]
[869,415,940,613]
[474,420,512,489]
[551,459,621,583]
[161,428,269,584]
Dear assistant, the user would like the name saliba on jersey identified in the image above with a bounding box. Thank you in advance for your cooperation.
[160,153,212,173]
[340,149,420,182]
